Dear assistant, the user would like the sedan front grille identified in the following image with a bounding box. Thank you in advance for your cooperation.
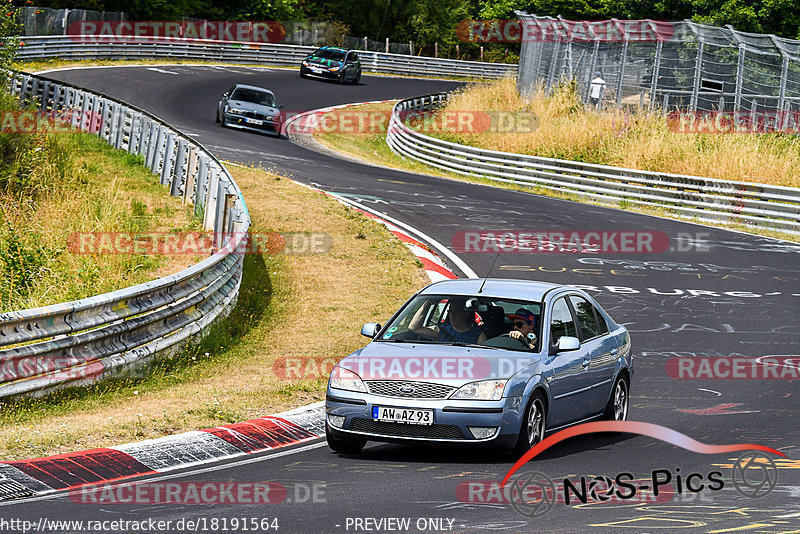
[350,418,465,440]
[364,380,455,399]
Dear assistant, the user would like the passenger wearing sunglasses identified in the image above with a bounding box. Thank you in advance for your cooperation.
[506,308,537,350]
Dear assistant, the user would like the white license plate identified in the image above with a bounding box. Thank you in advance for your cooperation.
[372,406,433,425]
[311,67,324,73]
[245,118,263,125]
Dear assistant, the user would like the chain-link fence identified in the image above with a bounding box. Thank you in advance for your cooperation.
[19,6,411,54]
[516,11,800,118]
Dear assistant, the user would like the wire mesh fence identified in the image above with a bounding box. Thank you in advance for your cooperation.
[516,11,800,122]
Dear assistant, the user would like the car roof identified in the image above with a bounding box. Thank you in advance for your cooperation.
[419,278,564,302]
[232,84,275,95]
[316,46,348,53]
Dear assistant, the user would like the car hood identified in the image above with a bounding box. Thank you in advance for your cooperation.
[337,341,542,387]
[307,56,343,68]
[226,100,279,115]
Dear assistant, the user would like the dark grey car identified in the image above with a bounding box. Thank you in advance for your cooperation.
[216,84,283,136]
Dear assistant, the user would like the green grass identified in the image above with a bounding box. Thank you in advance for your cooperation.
[0,121,200,312]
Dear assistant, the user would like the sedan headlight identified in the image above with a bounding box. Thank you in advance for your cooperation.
[329,366,367,393]
[329,65,341,71]
[302,60,310,66]
[227,107,245,115]
[451,379,507,401]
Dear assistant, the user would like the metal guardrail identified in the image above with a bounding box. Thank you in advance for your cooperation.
[0,70,251,398]
[17,35,518,79]
[387,93,800,234]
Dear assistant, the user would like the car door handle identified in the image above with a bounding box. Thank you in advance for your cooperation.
[582,359,590,368]
[610,348,618,355]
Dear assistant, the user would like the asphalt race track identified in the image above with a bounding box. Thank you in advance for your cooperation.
[6,65,799,533]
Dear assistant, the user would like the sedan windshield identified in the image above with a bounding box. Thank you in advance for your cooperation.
[311,49,346,61]
[230,88,276,107]
[378,295,542,352]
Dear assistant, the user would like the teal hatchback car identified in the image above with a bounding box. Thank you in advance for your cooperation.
[300,46,362,84]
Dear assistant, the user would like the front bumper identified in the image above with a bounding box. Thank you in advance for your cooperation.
[300,65,341,80]
[223,112,282,135]
[325,389,523,451]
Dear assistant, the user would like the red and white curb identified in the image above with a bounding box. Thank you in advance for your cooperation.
[283,105,470,282]
[0,402,324,501]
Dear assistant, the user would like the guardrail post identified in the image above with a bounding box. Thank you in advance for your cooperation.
[160,132,177,188]
[184,145,198,205]
[203,168,220,233]
[90,96,101,136]
[108,104,121,146]
[196,155,210,214]
[148,125,165,172]
[171,138,188,196]
[40,80,50,111]
[79,91,89,129]
[128,113,141,153]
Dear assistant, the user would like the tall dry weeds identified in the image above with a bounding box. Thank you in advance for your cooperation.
[439,76,800,187]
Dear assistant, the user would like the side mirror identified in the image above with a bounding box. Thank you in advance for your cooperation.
[361,323,381,338]
[556,336,580,352]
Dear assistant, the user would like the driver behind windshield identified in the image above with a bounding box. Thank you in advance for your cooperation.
[409,298,487,344]
[507,308,537,350]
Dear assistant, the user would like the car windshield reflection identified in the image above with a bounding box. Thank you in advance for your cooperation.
[376,295,541,352]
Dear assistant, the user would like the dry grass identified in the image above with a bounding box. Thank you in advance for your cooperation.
[314,101,799,242]
[0,165,428,461]
[437,77,800,188]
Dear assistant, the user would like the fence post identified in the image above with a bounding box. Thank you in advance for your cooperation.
[409,41,414,55]
[690,40,704,112]
[385,37,389,53]
[616,34,629,106]
[649,39,663,111]
[586,40,599,103]
[776,53,789,118]
[363,36,367,50]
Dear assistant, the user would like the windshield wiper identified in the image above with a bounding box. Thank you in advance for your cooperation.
[447,342,502,350]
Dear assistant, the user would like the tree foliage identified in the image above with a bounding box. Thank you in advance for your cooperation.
[29,0,800,42]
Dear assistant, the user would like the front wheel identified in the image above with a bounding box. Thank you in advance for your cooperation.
[603,376,629,421]
[513,392,546,456]
[326,426,366,454]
